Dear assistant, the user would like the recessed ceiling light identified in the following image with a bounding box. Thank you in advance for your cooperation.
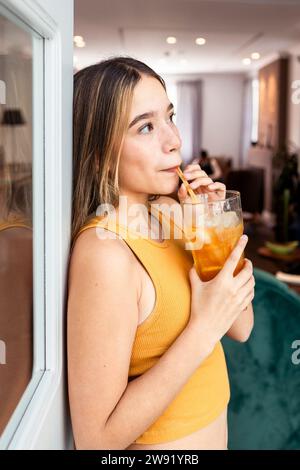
[166,36,177,44]
[74,36,86,47]
[243,58,251,65]
[195,37,206,45]
[251,52,260,60]
[76,40,86,48]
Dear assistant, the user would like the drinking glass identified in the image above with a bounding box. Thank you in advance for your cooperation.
[182,190,245,281]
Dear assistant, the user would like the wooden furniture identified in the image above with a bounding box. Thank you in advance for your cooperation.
[257,246,300,295]
[258,57,288,150]
[247,146,273,213]
[257,246,300,262]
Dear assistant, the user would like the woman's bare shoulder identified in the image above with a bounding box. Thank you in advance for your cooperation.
[69,226,139,289]
[72,225,129,255]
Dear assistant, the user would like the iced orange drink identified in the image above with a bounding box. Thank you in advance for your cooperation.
[191,220,245,281]
[182,191,245,282]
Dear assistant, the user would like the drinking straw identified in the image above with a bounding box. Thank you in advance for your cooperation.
[176,167,198,203]
[176,166,205,247]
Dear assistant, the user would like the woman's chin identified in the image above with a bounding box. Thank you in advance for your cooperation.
[149,173,179,196]
[158,183,179,195]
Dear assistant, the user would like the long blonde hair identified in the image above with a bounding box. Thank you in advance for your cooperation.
[72,57,165,242]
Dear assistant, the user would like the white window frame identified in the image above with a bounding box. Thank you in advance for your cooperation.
[0,0,65,449]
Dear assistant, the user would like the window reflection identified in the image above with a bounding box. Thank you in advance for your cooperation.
[0,13,33,435]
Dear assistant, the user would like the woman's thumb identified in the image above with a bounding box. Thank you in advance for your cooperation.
[178,182,187,201]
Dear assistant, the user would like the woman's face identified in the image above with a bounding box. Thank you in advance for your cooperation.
[118,74,182,201]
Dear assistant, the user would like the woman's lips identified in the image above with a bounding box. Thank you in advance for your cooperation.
[161,166,179,173]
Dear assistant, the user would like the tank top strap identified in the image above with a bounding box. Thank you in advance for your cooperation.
[74,202,182,245]
[0,218,32,232]
[74,212,149,245]
[149,202,186,243]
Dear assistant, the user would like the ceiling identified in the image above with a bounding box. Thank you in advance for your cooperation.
[74,0,300,75]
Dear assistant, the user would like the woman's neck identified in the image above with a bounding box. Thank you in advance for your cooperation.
[114,194,164,242]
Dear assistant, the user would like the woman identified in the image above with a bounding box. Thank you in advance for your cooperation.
[67,57,254,450]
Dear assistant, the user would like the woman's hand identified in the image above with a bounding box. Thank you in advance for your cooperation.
[187,235,255,352]
[177,161,226,203]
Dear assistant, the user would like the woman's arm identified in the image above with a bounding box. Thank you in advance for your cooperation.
[225,258,254,342]
[225,302,254,342]
[67,231,213,450]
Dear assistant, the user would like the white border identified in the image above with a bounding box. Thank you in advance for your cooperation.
[0,0,65,449]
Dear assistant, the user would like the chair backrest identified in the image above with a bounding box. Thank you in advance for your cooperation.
[247,146,273,212]
[222,268,300,449]
[226,168,264,214]
[211,155,232,181]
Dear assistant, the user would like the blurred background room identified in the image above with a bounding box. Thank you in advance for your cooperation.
[72,0,300,450]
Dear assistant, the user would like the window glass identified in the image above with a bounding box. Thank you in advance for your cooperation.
[0,12,33,436]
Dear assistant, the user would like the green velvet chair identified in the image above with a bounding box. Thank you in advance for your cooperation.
[222,268,300,450]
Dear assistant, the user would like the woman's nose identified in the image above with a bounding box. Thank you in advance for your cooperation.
[161,125,182,153]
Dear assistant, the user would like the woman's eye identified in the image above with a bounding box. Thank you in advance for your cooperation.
[139,123,153,134]
[138,113,175,134]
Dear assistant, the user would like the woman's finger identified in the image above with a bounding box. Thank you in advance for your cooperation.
[183,170,211,180]
[237,275,255,303]
[207,182,226,199]
[178,183,188,199]
[222,235,248,277]
[183,163,203,173]
[177,179,212,200]
[207,182,226,191]
[239,291,255,311]
[234,259,254,290]
[189,177,214,189]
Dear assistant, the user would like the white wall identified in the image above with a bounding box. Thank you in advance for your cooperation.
[202,74,245,166]
[164,72,246,167]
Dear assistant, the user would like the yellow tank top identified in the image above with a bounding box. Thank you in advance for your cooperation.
[75,204,230,444]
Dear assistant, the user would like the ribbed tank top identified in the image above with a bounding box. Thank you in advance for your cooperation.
[75,204,230,444]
